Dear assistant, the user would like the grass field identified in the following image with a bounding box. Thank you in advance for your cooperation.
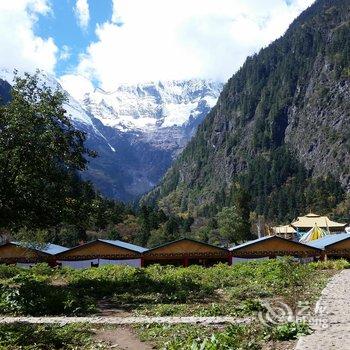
[0,258,348,349]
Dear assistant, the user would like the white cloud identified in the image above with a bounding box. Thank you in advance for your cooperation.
[59,74,94,100]
[59,45,71,61]
[0,0,58,74]
[74,0,90,31]
[68,0,314,91]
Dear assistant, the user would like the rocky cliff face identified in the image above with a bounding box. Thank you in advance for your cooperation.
[145,0,350,220]
[284,59,350,188]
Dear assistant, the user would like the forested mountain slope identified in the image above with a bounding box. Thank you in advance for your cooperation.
[144,0,350,222]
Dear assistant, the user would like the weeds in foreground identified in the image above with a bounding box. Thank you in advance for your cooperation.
[265,321,311,341]
[310,259,350,270]
[0,323,105,350]
[0,258,340,316]
[135,321,311,349]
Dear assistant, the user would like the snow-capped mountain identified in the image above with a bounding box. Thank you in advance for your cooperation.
[80,79,223,200]
[0,70,223,201]
[81,80,221,132]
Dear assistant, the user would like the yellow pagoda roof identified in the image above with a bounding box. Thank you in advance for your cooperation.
[272,225,297,234]
[299,224,327,243]
[291,213,346,230]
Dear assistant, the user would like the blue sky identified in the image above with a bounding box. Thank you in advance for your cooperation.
[35,0,112,76]
[0,0,315,97]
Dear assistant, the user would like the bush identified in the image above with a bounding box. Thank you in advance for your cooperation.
[0,257,339,316]
[0,276,96,316]
[266,322,311,341]
[29,263,55,277]
[146,264,213,300]
[137,324,263,350]
[0,323,96,349]
[310,259,350,270]
[0,264,20,280]
[196,303,229,317]
[69,264,151,296]
[191,324,262,350]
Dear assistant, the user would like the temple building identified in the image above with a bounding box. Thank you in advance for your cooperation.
[271,225,297,240]
[291,213,347,233]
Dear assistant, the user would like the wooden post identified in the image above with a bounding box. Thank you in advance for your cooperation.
[140,257,145,268]
[228,252,233,266]
[320,251,327,262]
[183,256,189,267]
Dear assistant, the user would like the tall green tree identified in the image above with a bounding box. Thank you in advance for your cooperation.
[217,206,250,246]
[230,183,251,232]
[0,72,95,231]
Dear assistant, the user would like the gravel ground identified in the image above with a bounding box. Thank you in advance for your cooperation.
[0,315,252,325]
[295,269,350,350]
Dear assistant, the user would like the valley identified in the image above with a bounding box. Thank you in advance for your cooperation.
[1,0,350,348]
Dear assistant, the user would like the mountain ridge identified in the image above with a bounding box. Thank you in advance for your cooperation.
[143,0,350,221]
[80,79,222,132]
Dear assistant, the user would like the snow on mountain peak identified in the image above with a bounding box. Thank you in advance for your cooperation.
[80,79,223,132]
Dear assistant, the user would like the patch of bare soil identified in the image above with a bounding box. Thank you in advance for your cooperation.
[263,340,297,350]
[97,299,132,317]
[95,327,154,350]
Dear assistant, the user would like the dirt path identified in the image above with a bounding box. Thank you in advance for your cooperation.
[95,327,153,350]
[295,269,350,350]
[0,315,252,325]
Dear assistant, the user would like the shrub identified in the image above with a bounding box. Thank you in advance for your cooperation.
[191,324,262,350]
[29,263,55,277]
[69,265,151,297]
[0,264,20,280]
[0,323,96,349]
[0,257,338,317]
[138,324,263,350]
[266,322,311,341]
[0,276,96,316]
[310,259,350,270]
[196,303,229,317]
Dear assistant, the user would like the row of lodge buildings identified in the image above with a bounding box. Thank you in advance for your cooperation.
[1,233,350,268]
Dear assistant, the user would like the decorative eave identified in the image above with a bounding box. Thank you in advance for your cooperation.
[232,249,320,258]
[56,253,140,261]
[144,251,229,259]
